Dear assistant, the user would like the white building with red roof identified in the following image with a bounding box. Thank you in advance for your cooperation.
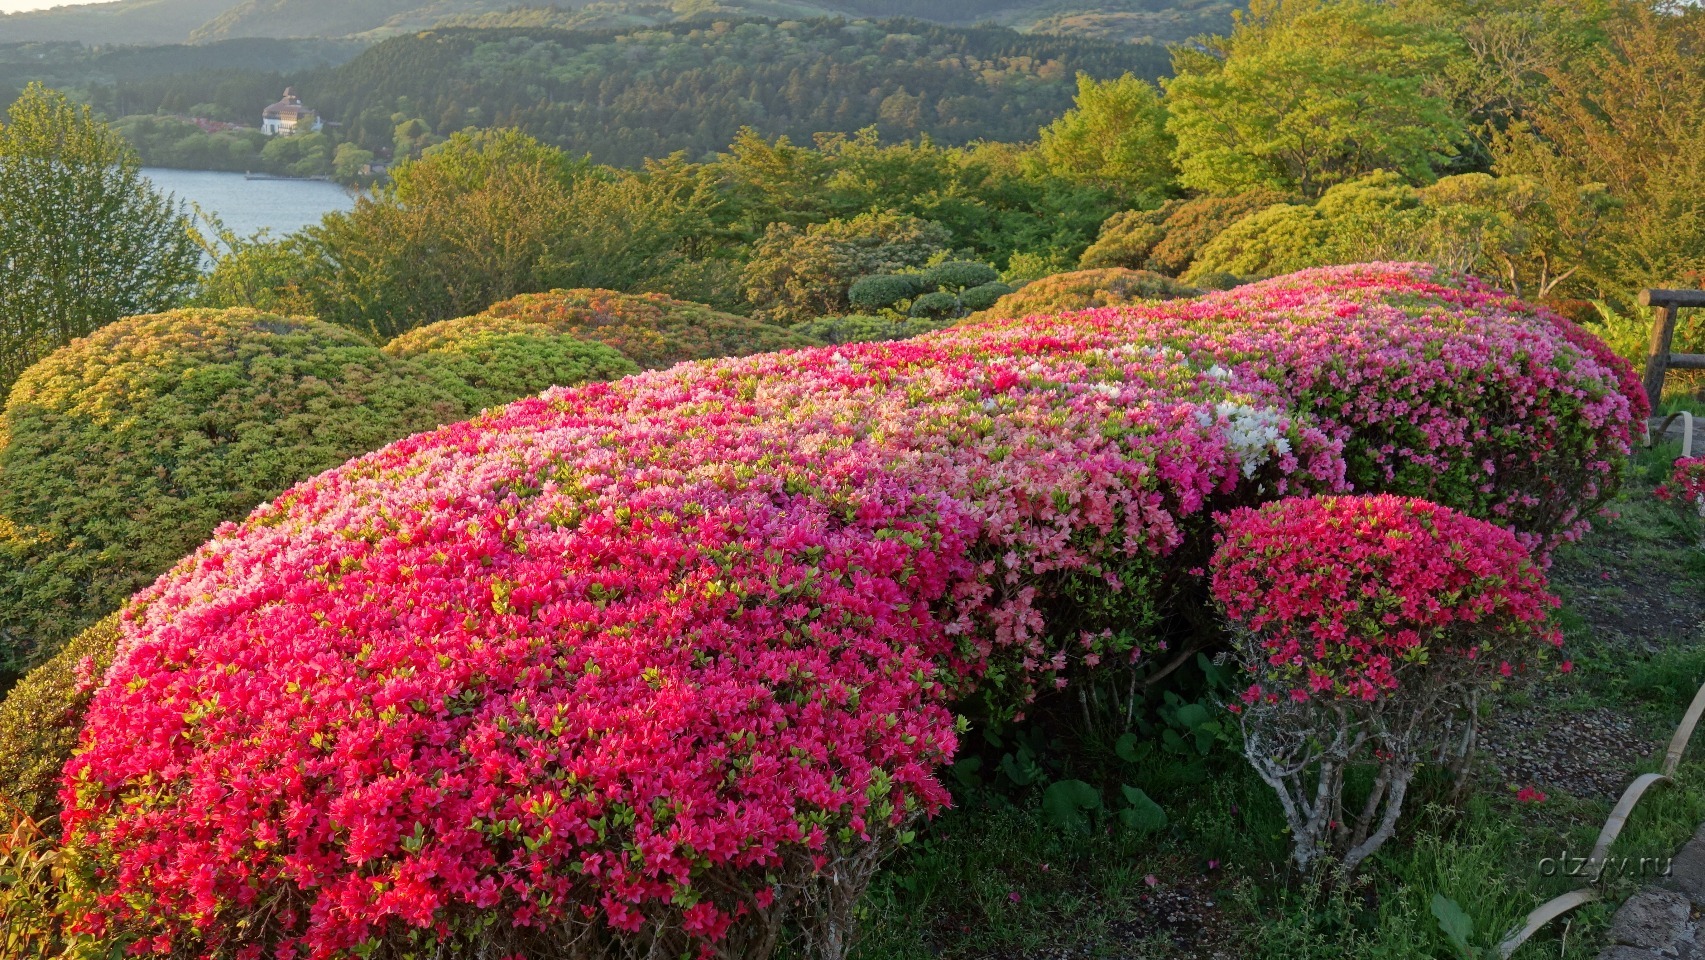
[261,88,321,136]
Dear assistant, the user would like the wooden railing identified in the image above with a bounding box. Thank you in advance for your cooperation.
[1641,288,1705,410]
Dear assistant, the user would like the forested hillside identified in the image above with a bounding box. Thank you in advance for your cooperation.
[313,20,1166,163]
[82,19,1167,166]
[0,38,364,114]
[0,0,1240,46]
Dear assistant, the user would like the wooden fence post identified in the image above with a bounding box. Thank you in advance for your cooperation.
[1640,289,1705,412]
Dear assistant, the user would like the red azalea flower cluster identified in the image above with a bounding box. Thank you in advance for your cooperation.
[1210,494,1561,705]
[1655,456,1705,515]
[60,265,1633,959]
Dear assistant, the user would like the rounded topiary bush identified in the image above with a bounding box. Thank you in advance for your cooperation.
[1181,203,1332,285]
[1145,190,1291,277]
[963,263,1640,550]
[921,260,998,292]
[382,316,640,411]
[908,290,961,319]
[0,615,119,821]
[0,309,465,672]
[847,274,923,312]
[967,268,1198,322]
[472,289,816,370]
[1077,204,1177,271]
[65,312,1343,959]
[956,282,1014,312]
[1212,494,1560,873]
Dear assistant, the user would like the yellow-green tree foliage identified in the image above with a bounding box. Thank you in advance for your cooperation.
[740,212,952,324]
[1181,171,1557,289]
[1039,72,1176,204]
[1164,0,1467,197]
[198,130,711,340]
[0,616,119,821]
[0,310,465,671]
[967,268,1198,322]
[1078,190,1291,276]
[1493,2,1705,298]
[382,315,641,411]
[444,289,821,372]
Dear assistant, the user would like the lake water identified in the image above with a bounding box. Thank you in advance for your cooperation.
[142,168,357,240]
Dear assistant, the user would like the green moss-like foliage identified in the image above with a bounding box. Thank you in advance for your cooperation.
[0,309,465,671]
[792,314,948,345]
[968,268,1199,322]
[464,289,818,371]
[382,316,640,411]
[0,616,119,821]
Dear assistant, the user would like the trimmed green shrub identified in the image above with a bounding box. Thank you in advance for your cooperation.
[382,317,639,411]
[792,314,948,344]
[0,615,119,821]
[1182,204,1334,285]
[463,289,818,371]
[742,212,952,323]
[1145,190,1291,276]
[1191,271,1248,291]
[1076,202,1178,271]
[958,282,1015,312]
[967,268,1198,321]
[847,274,924,312]
[910,290,962,319]
[0,309,465,671]
[922,260,1000,292]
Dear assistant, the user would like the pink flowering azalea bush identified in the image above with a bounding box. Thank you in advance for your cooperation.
[55,264,1632,958]
[1655,456,1705,519]
[62,325,1340,959]
[971,263,1640,554]
[1210,494,1561,874]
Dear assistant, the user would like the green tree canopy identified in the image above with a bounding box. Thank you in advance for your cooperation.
[1039,72,1177,204]
[199,130,713,340]
[0,83,201,396]
[1164,0,1469,197]
[741,211,952,324]
[1493,2,1705,299]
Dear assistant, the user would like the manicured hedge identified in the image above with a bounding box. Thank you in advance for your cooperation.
[59,264,1638,959]
[973,263,1638,549]
[968,268,1198,322]
[464,288,817,371]
[65,298,1345,959]
[921,260,999,291]
[847,274,924,312]
[0,309,465,672]
[383,315,640,411]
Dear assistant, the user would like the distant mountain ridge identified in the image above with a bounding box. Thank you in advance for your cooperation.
[1,0,1242,46]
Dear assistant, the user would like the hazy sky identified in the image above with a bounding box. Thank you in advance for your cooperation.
[0,0,95,12]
